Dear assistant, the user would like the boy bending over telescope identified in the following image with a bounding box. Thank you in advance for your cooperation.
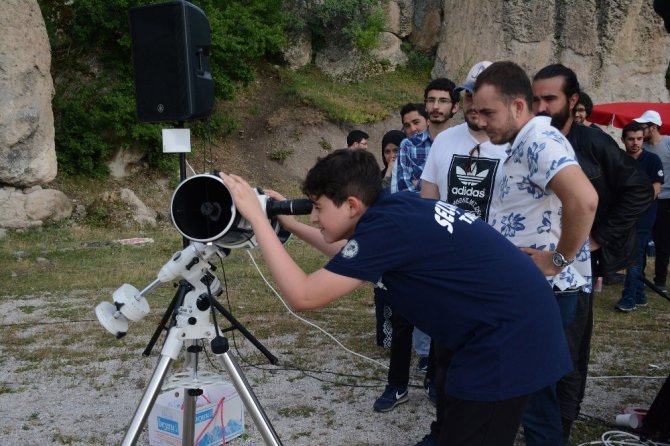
[220,148,571,446]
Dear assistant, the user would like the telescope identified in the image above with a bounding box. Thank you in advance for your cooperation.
[171,173,312,248]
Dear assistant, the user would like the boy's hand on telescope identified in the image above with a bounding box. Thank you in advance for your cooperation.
[219,172,266,224]
[263,189,287,202]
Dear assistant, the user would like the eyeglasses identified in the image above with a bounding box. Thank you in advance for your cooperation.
[426,97,452,105]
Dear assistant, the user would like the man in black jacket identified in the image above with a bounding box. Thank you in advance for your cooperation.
[532,64,654,444]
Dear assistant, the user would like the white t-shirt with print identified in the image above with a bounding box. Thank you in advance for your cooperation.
[422,123,507,221]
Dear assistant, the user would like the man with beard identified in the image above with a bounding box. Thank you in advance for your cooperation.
[616,121,663,311]
[375,78,459,415]
[634,109,670,293]
[415,61,509,446]
[421,61,506,216]
[532,64,654,444]
[474,61,598,446]
[391,78,459,192]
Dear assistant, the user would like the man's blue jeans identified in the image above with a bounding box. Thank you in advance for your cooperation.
[622,229,652,305]
[522,290,579,446]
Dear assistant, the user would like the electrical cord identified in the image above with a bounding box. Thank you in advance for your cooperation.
[244,249,389,371]
[196,252,394,390]
[576,430,669,446]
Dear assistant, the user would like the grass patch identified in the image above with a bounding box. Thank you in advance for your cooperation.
[268,148,295,161]
[280,65,431,124]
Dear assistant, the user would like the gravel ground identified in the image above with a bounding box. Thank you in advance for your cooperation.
[0,291,666,446]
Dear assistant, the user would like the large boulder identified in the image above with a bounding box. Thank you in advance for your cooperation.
[383,0,414,38]
[0,0,56,187]
[432,0,670,103]
[281,30,312,71]
[0,186,73,228]
[409,0,442,52]
[315,34,407,82]
[86,188,157,229]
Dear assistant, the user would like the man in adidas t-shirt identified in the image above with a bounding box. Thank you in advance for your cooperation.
[422,61,507,218]
[417,61,508,446]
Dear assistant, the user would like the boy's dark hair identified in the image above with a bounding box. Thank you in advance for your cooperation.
[533,63,581,100]
[622,121,644,138]
[302,149,382,206]
[346,129,369,147]
[424,77,460,104]
[400,102,429,121]
[576,91,594,117]
[474,61,533,109]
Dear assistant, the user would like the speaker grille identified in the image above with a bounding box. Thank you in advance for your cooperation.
[129,1,213,122]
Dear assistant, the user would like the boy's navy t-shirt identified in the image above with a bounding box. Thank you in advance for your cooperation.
[325,191,572,401]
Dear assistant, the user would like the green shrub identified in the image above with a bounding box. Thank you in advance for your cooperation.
[268,148,294,161]
[352,8,385,51]
[285,0,383,52]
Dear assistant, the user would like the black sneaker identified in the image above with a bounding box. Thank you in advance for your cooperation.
[415,356,429,376]
[616,297,636,312]
[373,385,408,412]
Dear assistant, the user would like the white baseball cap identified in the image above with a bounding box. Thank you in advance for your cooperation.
[455,61,493,93]
[633,110,662,126]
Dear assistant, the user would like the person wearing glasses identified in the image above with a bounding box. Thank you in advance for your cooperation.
[416,61,508,446]
[377,77,459,416]
[572,91,603,131]
[391,78,459,193]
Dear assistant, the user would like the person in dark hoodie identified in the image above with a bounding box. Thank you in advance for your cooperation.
[380,130,406,189]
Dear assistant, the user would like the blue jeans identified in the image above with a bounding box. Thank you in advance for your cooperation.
[413,327,431,357]
[622,229,652,305]
[523,290,579,446]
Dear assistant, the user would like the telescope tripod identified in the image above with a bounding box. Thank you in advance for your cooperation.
[117,258,283,445]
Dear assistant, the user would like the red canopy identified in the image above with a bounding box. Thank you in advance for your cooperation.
[590,102,670,135]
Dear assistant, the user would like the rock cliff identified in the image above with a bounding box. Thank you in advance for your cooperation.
[432,0,670,102]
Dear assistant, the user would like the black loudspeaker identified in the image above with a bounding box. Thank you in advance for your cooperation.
[129,0,214,123]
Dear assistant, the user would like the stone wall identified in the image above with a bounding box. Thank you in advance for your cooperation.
[432,0,670,102]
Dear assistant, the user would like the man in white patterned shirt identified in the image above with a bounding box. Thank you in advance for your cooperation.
[473,61,598,446]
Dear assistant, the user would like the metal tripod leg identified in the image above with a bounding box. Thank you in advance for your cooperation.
[121,353,175,446]
[214,349,283,446]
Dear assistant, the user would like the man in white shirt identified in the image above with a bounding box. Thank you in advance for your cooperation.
[416,61,508,446]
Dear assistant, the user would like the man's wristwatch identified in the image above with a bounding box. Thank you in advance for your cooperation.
[552,251,574,268]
